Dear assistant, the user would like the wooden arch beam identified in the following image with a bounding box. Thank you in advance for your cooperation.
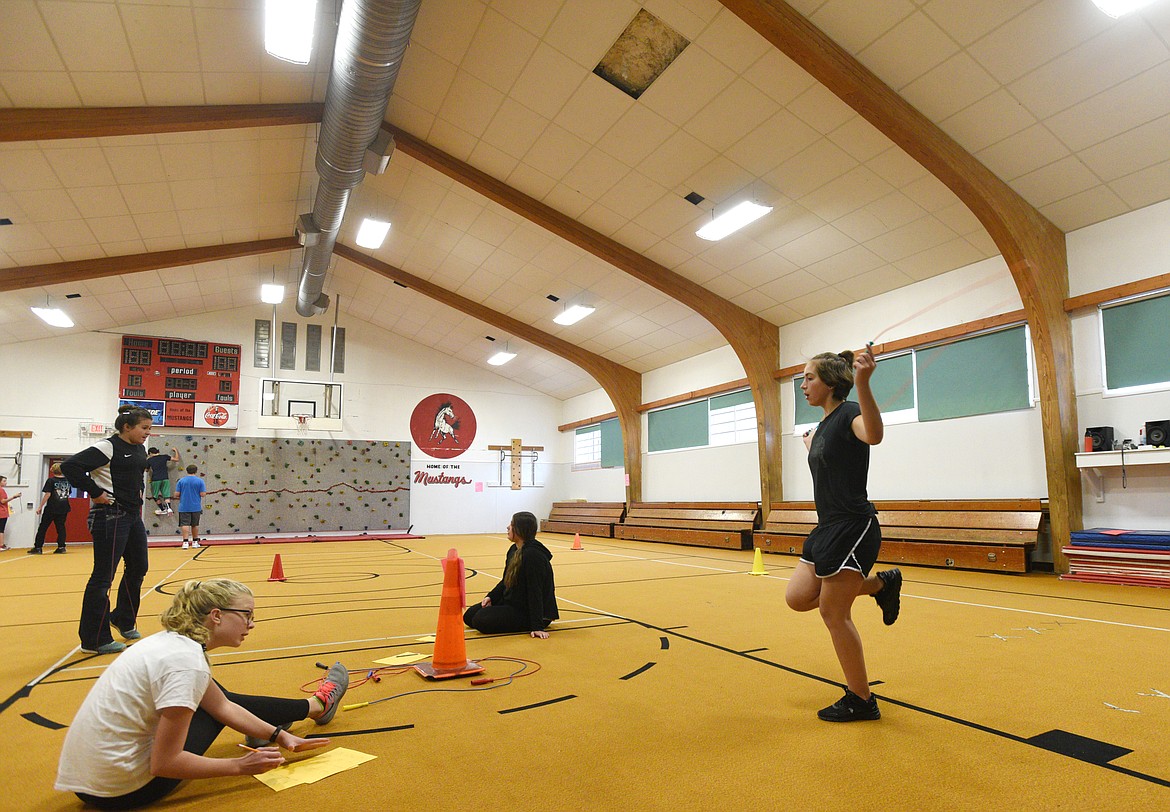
[386,125,784,518]
[334,244,644,501]
[0,237,300,293]
[0,104,324,142]
[722,0,1080,568]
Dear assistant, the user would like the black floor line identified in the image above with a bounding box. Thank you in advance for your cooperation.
[619,662,655,680]
[616,615,1170,790]
[498,694,576,714]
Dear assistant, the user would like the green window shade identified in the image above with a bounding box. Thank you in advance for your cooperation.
[648,401,708,451]
[1102,295,1170,390]
[710,389,753,411]
[793,376,820,425]
[871,353,914,412]
[916,326,1029,422]
[600,418,623,468]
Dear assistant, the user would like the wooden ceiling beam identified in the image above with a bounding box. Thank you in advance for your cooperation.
[386,124,785,516]
[334,243,645,502]
[0,237,300,293]
[0,104,324,142]
[723,0,1080,569]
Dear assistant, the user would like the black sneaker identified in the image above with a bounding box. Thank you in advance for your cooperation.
[27,548,43,555]
[874,568,902,626]
[818,688,881,722]
[54,546,67,554]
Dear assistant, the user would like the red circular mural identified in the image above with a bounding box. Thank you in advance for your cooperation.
[204,405,229,427]
[410,393,476,459]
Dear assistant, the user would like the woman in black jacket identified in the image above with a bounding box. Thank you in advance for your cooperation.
[464,511,559,638]
[62,404,154,655]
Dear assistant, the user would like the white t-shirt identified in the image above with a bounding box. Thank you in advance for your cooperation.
[55,631,212,797]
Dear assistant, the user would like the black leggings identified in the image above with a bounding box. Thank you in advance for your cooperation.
[74,683,310,810]
[463,602,547,634]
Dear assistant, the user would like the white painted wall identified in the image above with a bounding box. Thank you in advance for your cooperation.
[1068,198,1170,528]
[0,304,567,543]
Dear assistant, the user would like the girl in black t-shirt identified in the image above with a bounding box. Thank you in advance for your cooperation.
[29,463,72,554]
[785,346,903,722]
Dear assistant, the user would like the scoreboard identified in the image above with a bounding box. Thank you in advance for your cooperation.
[118,334,241,429]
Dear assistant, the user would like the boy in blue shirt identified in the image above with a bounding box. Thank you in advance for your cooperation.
[175,464,207,550]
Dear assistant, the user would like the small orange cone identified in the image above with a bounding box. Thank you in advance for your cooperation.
[571,532,584,551]
[412,549,483,679]
[267,554,286,582]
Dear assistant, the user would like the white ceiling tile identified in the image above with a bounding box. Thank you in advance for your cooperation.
[785,285,852,318]
[1080,112,1170,181]
[920,0,1028,48]
[596,104,676,168]
[466,140,521,181]
[976,124,1070,182]
[122,4,201,72]
[0,2,63,72]
[203,73,259,105]
[758,269,822,303]
[900,174,963,214]
[858,9,958,90]
[480,98,549,160]
[72,72,146,107]
[774,223,856,267]
[836,264,915,301]
[461,8,539,94]
[686,155,756,206]
[695,7,771,73]
[545,0,640,70]
[491,0,564,38]
[939,89,1036,154]
[742,47,817,107]
[811,0,915,53]
[893,237,987,282]
[44,219,96,249]
[639,44,736,128]
[767,139,856,200]
[801,166,890,222]
[508,43,585,120]
[553,74,633,145]
[865,146,929,189]
[412,0,486,64]
[41,1,135,72]
[636,194,699,239]
[1046,62,1170,152]
[519,123,590,180]
[140,73,205,106]
[900,52,1001,123]
[598,172,667,220]
[683,77,779,154]
[562,149,629,201]
[87,215,140,243]
[9,188,80,222]
[0,71,81,106]
[1107,159,1170,211]
[640,129,718,190]
[427,119,479,162]
[193,7,263,74]
[785,81,857,136]
[395,44,458,114]
[1011,154,1100,208]
[259,71,315,104]
[969,0,1111,85]
[865,214,958,263]
[1040,183,1128,231]
[438,71,506,138]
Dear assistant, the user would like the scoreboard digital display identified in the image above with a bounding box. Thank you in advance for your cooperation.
[118,334,241,429]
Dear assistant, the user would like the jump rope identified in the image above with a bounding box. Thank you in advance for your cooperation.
[300,657,543,712]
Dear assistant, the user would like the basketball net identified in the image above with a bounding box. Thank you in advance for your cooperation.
[294,414,309,434]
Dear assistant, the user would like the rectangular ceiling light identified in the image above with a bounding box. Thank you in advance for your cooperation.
[260,283,285,304]
[696,201,773,241]
[487,350,517,366]
[31,306,74,328]
[355,218,391,249]
[553,304,596,325]
[1091,0,1160,17]
[265,0,316,64]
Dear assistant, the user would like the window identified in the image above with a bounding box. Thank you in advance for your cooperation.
[574,426,601,468]
[573,418,623,469]
[791,326,1031,432]
[648,391,758,452]
[1100,291,1170,393]
[708,389,756,445]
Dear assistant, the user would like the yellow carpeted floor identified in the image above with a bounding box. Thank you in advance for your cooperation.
[3,533,1170,810]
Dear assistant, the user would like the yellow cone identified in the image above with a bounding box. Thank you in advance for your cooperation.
[750,546,766,575]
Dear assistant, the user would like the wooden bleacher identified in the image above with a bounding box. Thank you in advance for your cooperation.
[541,501,626,538]
[614,501,760,550]
[754,499,1049,573]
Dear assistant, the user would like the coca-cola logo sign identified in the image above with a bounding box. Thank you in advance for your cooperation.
[409,393,476,459]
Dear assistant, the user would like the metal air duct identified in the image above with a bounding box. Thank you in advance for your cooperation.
[296,0,421,316]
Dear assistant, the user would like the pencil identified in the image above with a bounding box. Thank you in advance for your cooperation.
[238,743,261,752]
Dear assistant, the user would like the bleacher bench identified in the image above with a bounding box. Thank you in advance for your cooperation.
[754,499,1048,573]
[541,501,626,538]
[614,502,760,550]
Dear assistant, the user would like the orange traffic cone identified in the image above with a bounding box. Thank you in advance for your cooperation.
[267,554,286,582]
[571,532,584,551]
[413,548,484,680]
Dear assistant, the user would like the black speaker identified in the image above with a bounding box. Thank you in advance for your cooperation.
[1147,420,1170,448]
[1086,426,1114,452]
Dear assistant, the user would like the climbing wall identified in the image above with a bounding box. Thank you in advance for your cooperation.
[146,436,410,536]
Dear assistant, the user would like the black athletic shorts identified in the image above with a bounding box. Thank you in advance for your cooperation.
[800,516,881,578]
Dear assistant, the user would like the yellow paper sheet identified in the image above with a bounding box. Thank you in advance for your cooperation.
[415,634,435,642]
[372,651,429,666]
[253,747,376,792]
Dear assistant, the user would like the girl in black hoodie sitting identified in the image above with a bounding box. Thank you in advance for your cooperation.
[464,511,559,639]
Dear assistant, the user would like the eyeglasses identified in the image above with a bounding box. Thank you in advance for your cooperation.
[220,607,255,623]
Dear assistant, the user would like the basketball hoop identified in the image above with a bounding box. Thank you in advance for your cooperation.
[293,414,310,434]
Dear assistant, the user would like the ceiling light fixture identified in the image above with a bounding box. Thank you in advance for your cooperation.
[553,304,596,325]
[265,0,317,64]
[487,339,516,366]
[31,306,74,328]
[355,218,391,249]
[696,200,773,241]
[261,283,285,304]
[1090,0,1160,17]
